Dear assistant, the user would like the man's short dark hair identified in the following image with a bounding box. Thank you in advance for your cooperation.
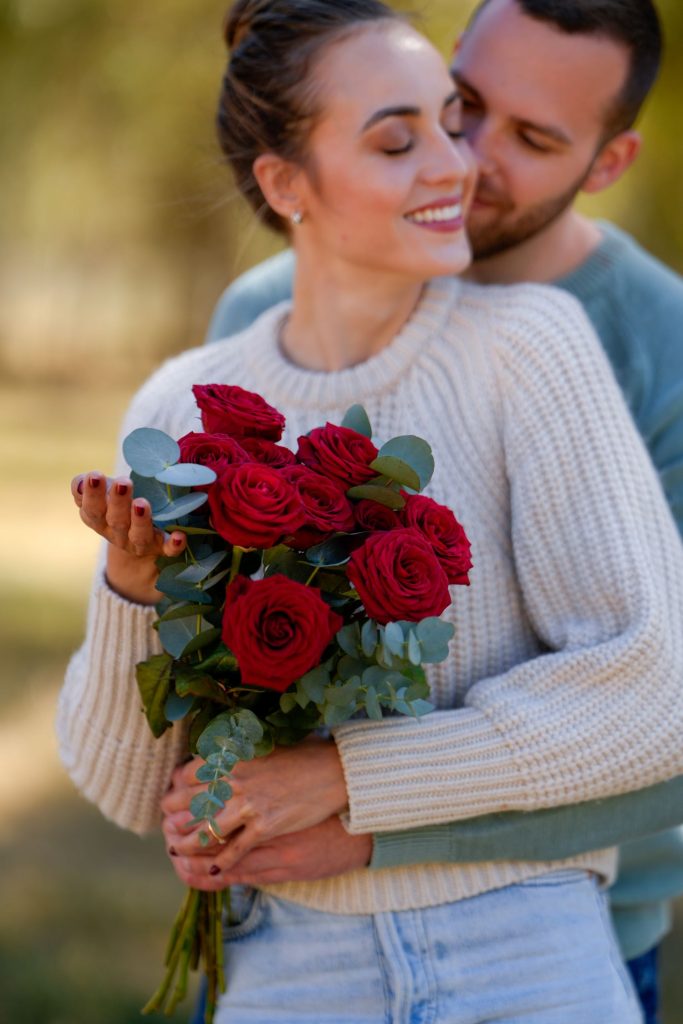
[470,0,663,137]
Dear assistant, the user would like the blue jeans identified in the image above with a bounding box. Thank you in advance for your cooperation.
[190,870,641,1023]
[626,946,660,1024]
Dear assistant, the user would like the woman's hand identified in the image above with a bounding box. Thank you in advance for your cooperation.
[71,471,186,604]
[164,815,372,891]
[161,739,349,868]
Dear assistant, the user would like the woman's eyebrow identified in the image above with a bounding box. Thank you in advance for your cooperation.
[361,91,461,133]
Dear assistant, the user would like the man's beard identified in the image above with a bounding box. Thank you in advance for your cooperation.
[468,174,586,262]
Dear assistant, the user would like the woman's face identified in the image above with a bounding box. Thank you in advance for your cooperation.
[294,21,477,282]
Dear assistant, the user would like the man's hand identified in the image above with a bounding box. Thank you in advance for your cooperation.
[163,815,372,891]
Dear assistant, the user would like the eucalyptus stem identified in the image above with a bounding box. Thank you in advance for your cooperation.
[228,545,244,585]
[141,888,201,1015]
[304,564,321,587]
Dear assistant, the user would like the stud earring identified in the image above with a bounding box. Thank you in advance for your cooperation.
[290,210,303,226]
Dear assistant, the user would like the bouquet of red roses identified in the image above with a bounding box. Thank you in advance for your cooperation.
[125,384,471,1022]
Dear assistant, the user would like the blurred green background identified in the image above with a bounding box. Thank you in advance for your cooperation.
[1,0,681,1021]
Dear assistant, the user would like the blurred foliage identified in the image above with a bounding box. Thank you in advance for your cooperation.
[0,0,680,386]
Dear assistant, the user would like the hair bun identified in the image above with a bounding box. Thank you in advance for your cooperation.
[224,0,265,50]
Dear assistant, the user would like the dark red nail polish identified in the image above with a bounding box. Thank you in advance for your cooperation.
[116,482,128,496]
[209,865,220,876]
[172,536,183,547]
[169,847,178,857]
[77,479,84,494]
[133,503,145,517]
[89,476,100,489]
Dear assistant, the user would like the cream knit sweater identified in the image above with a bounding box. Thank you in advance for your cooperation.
[58,277,683,914]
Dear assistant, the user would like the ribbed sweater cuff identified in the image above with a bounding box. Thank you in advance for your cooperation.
[371,826,455,869]
[334,708,528,834]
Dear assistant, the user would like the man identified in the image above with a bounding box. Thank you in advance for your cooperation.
[200,1,683,1019]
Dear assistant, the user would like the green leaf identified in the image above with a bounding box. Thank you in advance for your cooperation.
[123,427,180,477]
[407,698,434,717]
[135,654,173,738]
[176,551,227,584]
[383,621,405,656]
[156,564,213,604]
[130,472,170,514]
[156,601,212,622]
[341,404,372,438]
[369,456,421,491]
[407,629,422,666]
[174,669,231,705]
[296,668,327,707]
[304,535,353,567]
[155,463,217,486]
[346,484,406,510]
[164,691,195,722]
[323,702,357,727]
[360,619,378,658]
[253,728,275,758]
[211,779,233,804]
[416,617,455,663]
[280,692,298,713]
[337,655,365,681]
[377,436,435,490]
[325,678,361,706]
[364,685,382,720]
[337,622,361,657]
[157,616,215,659]
[190,792,224,820]
[153,492,208,523]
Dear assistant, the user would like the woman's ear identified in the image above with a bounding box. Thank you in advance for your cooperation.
[253,153,306,222]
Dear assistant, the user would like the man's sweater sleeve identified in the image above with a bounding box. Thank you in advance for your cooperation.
[334,289,683,835]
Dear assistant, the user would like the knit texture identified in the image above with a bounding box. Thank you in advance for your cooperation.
[57,276,683,914]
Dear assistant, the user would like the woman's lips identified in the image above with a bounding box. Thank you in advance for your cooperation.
[405,198,464,232]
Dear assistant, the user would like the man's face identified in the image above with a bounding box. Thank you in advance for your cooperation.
[451,0,631,259]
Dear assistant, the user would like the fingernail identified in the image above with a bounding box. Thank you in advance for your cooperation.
[172,535,184,547]
[133,502,145,517]
[77,479,84,494]
[169,847,178,857]
[209,865,221,876]
[116,482,129,496]
[89,475,100,489]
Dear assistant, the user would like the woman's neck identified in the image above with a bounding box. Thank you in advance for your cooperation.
[281,249,424,372]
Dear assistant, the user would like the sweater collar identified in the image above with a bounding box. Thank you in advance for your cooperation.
[243,276,461,411]
[554,221,630,301]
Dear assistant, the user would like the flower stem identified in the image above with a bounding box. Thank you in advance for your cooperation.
[228,546,244,585]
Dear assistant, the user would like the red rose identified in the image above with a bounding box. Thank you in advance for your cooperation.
[347,527,451,624]
[208,463,304,549]
[282,465,356,549]
[240,437,298,469]
[402,494,472,585]
[222,575,343,691]
[192,384,285,440]
[354,499,402,532]
[296,423,378,488]
[177,432,250,474]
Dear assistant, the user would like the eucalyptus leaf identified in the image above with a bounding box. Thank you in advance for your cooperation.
[181,626,221,657]
[164,691,195,722]
[377,436,435,490]
[155,462,217,487]
[212,780,234,804]
[416,617,455,662]
[360,619,378,658]
[190,792,224,820]
[407,698,434,717]
[325,678,361,706]
[280,692,298,713]
[407,629,422,666]
[156,564,213,604]
[369,456,421,491]
[152,492,209,523]
[176,551,227,584]
[364,685,382,721]
[157,616,214,659]
[299,665,330,703]
[337,655,365,682]
[383,621,405,656]
[346,484,405,510]
[340,404,372,438]
[123,427,180,477]
[130,472,171,514]
[336,622,361,657]
[157,601,212,623]
[323,702,357,727]
[304,535,353,567]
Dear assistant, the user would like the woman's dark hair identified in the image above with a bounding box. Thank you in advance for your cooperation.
[218,0,400,233]
[469,0,662,138]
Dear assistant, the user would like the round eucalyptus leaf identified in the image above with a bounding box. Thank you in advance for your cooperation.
[370,456,421,491]
[123,428,180,477]
[153,492,208,523]
[377,436,435,490]
[341,404,373,438]
[155,463,217,487]
[346,484,405,510]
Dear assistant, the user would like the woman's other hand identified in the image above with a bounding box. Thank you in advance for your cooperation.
[71,471,186,604]
[164,815,372,891]
[161,739,349,868]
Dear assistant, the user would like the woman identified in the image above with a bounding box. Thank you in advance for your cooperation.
[59,1,683,1020]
